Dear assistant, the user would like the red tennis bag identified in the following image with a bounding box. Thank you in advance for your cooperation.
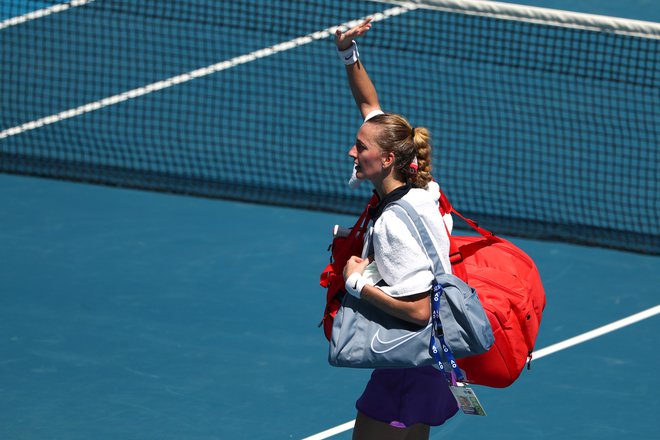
[438,193,546,387]
[319,190,546,388]
[319,194,378,341]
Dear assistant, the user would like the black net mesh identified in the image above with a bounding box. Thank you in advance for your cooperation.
[1,0,658,253]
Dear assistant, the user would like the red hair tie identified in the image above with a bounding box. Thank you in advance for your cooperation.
[410,155,418,174]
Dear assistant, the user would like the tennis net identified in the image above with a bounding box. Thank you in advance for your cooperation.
[1,0,658,253]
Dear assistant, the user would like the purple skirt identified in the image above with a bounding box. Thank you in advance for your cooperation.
[355,366,459,428]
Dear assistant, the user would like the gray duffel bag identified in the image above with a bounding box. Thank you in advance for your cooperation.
[329,199,494,369]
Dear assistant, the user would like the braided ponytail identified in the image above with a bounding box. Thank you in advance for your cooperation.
[411,126,433,188]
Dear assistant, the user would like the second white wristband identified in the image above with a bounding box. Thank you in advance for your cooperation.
[336,40,360,65]
[345,272,368,298]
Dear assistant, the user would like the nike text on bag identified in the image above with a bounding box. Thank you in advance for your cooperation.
[320,189,546,387]
[327,199,494,369]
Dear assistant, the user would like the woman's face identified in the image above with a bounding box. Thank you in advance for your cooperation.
[348,122,387,184]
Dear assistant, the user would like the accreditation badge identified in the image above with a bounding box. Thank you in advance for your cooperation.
[449,382,487,416]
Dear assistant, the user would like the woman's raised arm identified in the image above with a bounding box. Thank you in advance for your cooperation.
[335,18,381,119]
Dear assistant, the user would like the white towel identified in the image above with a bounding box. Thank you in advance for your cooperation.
[362,261,383,286]
[369,185,452,298]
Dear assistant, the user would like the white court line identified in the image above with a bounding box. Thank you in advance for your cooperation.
[531,304,660,360]
[303,421,356,440]
[302,304,660,440]
[0,0,95,30]
[0,3,417,141]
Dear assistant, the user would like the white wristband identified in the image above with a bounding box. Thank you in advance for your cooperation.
[336,41,359,65]
[345,272,368,298]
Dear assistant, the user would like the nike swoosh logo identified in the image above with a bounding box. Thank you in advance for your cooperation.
[370,323,432,354]
[344,54,353,60]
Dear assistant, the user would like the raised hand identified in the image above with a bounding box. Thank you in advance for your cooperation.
[335,17,373,51]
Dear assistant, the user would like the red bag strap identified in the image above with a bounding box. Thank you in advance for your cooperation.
[439,190,453,216]
[437,186,498,280]
[350,193,378,239]
[332,193,378,265]
[439,189,494,239]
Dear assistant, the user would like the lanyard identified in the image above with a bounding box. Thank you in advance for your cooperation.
[390,199,466,384]
[429,280,466,384]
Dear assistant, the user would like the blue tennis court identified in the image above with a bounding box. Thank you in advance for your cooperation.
[1,172,658,439]
[1,1,659,439]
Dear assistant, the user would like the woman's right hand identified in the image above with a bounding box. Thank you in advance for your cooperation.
[343,255,372,280]
[335,17,373,51]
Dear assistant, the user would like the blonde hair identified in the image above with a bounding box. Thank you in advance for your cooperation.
[365,113,433,188]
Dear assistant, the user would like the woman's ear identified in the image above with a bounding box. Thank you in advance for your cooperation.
[381,151,395,168]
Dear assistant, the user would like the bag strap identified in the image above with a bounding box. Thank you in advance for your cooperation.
[391,199,446,277]
[333,193,378,264]
[439,188,495,239]
[437,188,500,281]
[347,193,377,243]
[391,199,466,383]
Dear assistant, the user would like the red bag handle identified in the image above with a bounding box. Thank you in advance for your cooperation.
[438,189,500,281]
[337,193,378,259]
[439,191,494,238]
[320,193,378,288]
[346,193,378,243]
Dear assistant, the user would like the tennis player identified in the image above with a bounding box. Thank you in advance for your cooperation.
[335,19,459,440]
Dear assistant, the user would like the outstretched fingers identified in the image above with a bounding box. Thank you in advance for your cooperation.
[335,17,373,50]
